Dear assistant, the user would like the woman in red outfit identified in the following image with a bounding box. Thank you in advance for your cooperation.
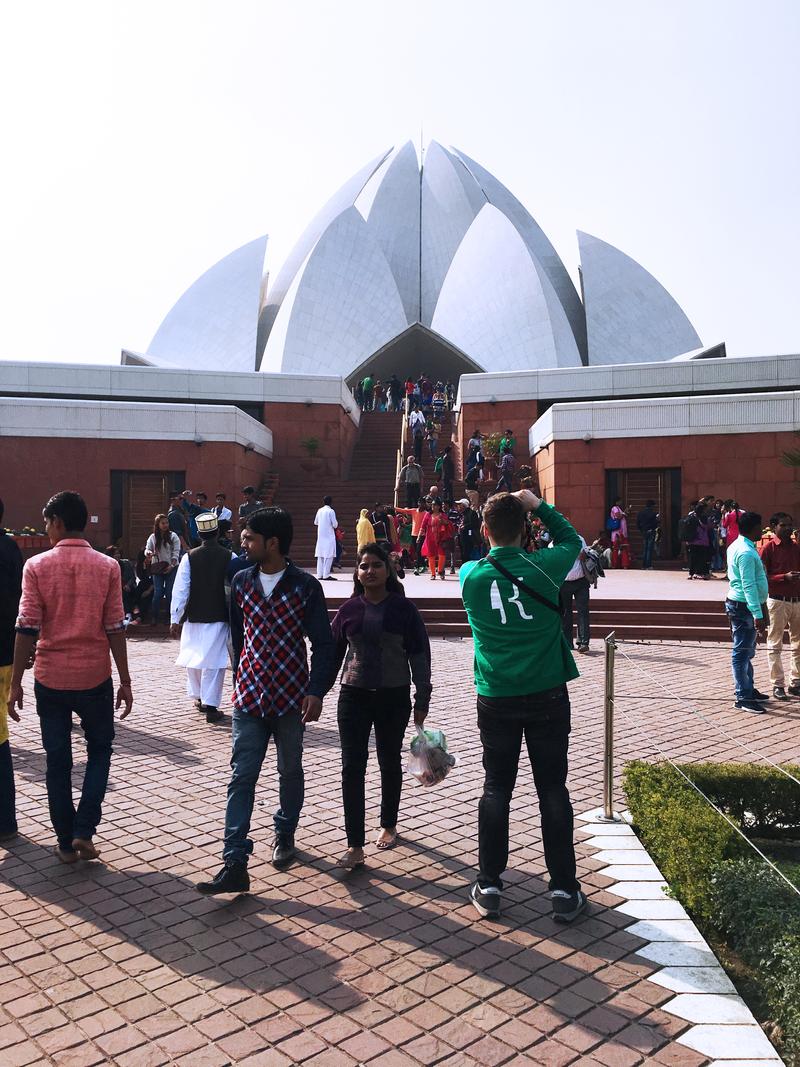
[418,499,455,580]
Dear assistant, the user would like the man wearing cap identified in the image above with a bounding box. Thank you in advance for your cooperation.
[170,512,234,723]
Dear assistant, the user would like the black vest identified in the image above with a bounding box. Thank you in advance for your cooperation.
[184,542,230,623]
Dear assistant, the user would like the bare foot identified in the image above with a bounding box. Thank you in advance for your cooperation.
[376,828,398,850]
[72,837,100,860]
[55,846,79,864]
[338,847,365,870]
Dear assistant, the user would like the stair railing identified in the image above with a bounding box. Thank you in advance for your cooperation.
[395,398,410,508]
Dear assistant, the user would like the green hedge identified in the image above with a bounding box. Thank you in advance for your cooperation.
[623,761,800,1063]
[623,761,800,917]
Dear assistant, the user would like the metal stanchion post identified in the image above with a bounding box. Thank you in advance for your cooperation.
[602,631,619,822]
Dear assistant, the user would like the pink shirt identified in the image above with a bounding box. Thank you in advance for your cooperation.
[16,539,124,690]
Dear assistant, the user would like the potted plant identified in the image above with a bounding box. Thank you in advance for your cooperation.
[300,436,321,472]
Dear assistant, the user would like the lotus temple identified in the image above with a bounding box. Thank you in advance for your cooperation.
[2,141,799,558]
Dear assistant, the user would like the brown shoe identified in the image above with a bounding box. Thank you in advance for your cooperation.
[72,837,100,860]
[55,846,79,864]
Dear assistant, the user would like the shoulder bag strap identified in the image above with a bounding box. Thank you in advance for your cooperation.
[486,555,564,616]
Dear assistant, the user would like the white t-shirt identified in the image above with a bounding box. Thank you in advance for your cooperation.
[259,568,286,598]
[551,535,588,582]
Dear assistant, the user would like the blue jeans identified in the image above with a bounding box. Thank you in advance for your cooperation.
[223,709,304,865]
[35,678,115,850]
[724,599,757,700]
[642,530,656,569]
[151,569,176,623]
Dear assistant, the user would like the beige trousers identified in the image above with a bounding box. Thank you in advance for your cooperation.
[766,597,800,687]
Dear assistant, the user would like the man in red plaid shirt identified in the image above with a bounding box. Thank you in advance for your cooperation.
[197,507,335,895]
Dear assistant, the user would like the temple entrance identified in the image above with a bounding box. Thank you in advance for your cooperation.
[606,468,682,561]
[346,324,483,391]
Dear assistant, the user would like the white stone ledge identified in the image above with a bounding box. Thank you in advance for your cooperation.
[0,398,273,457]
[0,362,360,425]
[530,389,800,453]
[456,352,800,407]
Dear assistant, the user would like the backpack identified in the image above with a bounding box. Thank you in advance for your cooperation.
[605,516,621,532]
[581,547,605,588]
[678,513,699,542]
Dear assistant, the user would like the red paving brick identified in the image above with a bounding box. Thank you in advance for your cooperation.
[1,634,794,1064]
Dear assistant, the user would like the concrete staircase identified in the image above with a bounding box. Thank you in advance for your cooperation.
[274,412,406,567]
[320,593,732,642]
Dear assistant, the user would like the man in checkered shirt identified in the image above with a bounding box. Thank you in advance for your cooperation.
[197,507,335,895]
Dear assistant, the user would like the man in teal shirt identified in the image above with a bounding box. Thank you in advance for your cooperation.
[460,489,586,923]
[725,510,770,713]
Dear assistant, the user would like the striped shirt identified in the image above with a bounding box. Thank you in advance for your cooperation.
[16,539,125,690]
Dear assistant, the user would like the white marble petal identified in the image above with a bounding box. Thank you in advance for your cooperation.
[365,141,421,323]
[594,848,651,864]
[262,207,408,379]
[148,236,267,373]
[432,205,582,372]
[603,864,664,881]
[707,1061,783,1066]
[650,967,737,996]
[579,229,702,366]
[584,835,642,849]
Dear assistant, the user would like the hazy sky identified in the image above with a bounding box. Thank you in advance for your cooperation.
[1,0,798,365]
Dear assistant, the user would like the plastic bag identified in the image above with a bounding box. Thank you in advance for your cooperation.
[407,725,457,787]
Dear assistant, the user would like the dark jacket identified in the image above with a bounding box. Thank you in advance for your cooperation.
[185,541,232,623]
[0,531,23,666]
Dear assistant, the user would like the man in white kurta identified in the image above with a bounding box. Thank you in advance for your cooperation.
[314,496,338,580]
[170,513,233,722]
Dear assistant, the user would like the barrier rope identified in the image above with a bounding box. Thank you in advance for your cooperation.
[611,697,800,898]
[614,643,800,789]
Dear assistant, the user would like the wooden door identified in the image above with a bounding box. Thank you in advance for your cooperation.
[606,468,682,561]
[124,472,170,558]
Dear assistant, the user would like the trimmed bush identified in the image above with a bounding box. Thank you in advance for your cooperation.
[624,761,800,1064]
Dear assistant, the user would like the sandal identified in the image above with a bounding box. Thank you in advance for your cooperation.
[338,848,365,870]
[376,830,398,850]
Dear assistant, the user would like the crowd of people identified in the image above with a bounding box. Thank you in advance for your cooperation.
[1,488,589,925]
[354,373,456,414]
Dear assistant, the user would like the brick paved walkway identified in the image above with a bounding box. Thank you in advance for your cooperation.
[1,634,796,1066]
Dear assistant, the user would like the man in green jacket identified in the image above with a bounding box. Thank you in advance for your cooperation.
[459,488,587,923]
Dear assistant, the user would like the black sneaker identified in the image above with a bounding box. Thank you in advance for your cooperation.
[734,699,766,714]
[773,686,788,701]
[751,689,771,702]
[196,863,250,895]
[204,706,224,723]
[194,698,203,712]
[787,684,800,697]
[551,889,588,923]
[469,882,501,919]
[272,833,296,868]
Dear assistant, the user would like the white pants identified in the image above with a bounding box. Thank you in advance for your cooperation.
[186,667,225,709]
[317,556,334,579]
[766,597,800,687]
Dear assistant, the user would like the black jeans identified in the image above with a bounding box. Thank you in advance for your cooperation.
[35,678,115,850]
[688,544,710,576]
[477,684,578,893]
[405,483,421,508]
[338,685,411,847]
[560,577,590,648]
[0,740,16,835]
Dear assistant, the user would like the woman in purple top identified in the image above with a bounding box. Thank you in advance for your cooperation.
[331,543,432,869]
[687,502,714,579]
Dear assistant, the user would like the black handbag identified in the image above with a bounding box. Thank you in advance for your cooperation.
[486,554,565,617]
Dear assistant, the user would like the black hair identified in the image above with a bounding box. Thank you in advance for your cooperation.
[242,485,255,495]
[216,492,226,499]
[43,490,88,532]
[197,492,207,501]
[738,511,762,538]
[645,499,655,507]
[352,543,404,597]
[770,512,792,529]
[246,507,293,554]
[323,495,333,506]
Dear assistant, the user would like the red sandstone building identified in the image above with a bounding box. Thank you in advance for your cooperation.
[2,352,799,565]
